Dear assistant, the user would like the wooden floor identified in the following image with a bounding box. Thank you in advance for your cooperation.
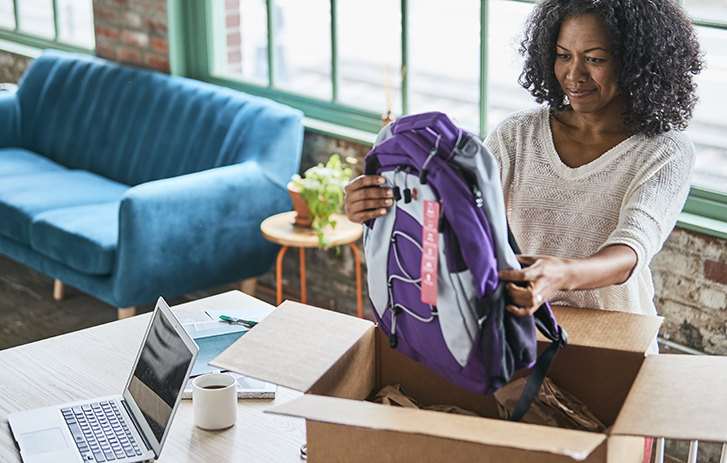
[0,254,274,350]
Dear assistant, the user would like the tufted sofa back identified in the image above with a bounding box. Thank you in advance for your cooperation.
[15,50,303,188]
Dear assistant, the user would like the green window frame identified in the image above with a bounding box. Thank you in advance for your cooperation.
[171,0,727,237]
[171,0,423,135]
[0,0,94,55]
[170,0,494,137]
[170,0,727,238]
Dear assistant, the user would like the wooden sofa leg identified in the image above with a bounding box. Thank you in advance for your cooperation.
[53,280,65,301]
[118,307,136,320]
[240,277,257,295]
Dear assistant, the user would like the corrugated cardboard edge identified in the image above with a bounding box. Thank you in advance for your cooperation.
[612,354,727,441]
[270,394,607,460]
[546,306,663,353]
[210,301,375,393]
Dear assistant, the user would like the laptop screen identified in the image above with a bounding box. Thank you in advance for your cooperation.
[127,308,195,442]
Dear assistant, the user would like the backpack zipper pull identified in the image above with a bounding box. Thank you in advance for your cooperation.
[389,306,401,348]
[403,166,412,203]
[392,166,403,201]
[420,134,441,185]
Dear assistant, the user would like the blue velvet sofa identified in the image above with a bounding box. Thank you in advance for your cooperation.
[0,50,303,315]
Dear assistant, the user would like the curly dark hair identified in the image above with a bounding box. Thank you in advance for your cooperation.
[519,0,704,137]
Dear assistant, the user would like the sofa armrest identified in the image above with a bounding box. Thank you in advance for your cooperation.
[224,103,304,191]
[0,93,20,148]
[112,161,291,306]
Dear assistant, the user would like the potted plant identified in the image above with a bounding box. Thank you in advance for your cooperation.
[288,154,353,249]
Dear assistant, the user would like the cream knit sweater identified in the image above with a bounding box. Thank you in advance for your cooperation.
[484,106,694,324]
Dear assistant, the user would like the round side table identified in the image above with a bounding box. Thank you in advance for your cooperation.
[260,211,364,318]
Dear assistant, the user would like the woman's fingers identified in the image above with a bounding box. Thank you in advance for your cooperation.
[344,174,386,192]
[505,303,539,317]
[499,257,551,317]
[343,175,393,223]
[505,282,544,307]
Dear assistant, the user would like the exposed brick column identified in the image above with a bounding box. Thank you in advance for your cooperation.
[93,0,170,73]
[226,0,242,74]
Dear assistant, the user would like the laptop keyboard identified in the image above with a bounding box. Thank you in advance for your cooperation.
[61,400,145,462]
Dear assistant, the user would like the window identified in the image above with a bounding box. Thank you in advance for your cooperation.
[0,0,95,51]
[183,1,727,235]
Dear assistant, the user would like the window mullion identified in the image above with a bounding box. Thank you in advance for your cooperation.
[480,0,488,138]
[52,0,60,40]
[13,0,19,31]
[401,0,409,115]
[331,0,339,102]
[266,0,275,87]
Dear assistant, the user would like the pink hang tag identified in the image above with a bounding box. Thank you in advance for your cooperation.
[421,200,440,305]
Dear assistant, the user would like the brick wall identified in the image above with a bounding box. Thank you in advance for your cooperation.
[256,131,374,318]
[93,0,170,72]
[0,50,30,83]
[225,0,242,74]
[653,228,727,354]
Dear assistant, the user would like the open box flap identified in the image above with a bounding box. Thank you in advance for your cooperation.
[210,301,374,393]
[612,354,727,441]
[174,289,274,312]
[270,394,607,460]
[546,306,663,353]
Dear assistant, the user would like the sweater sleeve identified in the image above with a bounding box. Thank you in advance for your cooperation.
[484,125,508,184]
[601,133,695,281]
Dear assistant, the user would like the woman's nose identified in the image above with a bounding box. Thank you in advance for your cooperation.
[566,58,588,82]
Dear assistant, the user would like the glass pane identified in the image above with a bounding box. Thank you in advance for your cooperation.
[17,0,55,39]
[0,0,15,29]
[56,0,95,48]
[486,0,538,134]
[409,0,479,133]
[218,0,269,85]
[683,0,727,26]
[686,26,727,192]
[338,0,401,116]
[275,0,331,100]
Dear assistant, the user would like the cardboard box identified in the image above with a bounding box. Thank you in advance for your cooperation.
[211,299,727,462]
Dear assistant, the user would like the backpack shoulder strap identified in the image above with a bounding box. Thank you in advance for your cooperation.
[505,225,569,422]
[508,308,568,422]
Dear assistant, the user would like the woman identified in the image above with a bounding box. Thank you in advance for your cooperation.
[344,0,702,353]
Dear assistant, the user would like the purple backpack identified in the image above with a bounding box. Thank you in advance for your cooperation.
[363,112,567,421]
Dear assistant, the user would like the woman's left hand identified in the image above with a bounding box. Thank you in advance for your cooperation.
[497,255,571,316]
[497,244,638,317]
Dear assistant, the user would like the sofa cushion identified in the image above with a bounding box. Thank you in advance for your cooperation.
[0,170,128,244]
[30,203,119,275]
[0,148,68,178]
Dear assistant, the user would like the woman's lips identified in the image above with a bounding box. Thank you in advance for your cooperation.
[568,88,595,99]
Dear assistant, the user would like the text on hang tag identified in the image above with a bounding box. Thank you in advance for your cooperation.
[421,200,440,305]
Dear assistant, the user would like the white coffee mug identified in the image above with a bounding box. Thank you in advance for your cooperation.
[192,372,237,430]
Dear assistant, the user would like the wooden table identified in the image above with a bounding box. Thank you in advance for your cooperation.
[0,291,307,463]
[261,211,364,318]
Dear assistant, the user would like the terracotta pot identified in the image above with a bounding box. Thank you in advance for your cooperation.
[287,181,313,227]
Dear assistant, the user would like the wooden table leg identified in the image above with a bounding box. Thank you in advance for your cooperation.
[276,245,289,306]
[349,242,363,318]
[299,247,306,304]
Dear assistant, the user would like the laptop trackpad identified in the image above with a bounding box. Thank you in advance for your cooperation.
[20,427,68,455]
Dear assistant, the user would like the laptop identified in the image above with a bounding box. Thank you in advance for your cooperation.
[8,297,199,463]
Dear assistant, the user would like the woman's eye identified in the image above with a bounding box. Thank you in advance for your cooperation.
[557,54,570,60]
[587,57,605,63]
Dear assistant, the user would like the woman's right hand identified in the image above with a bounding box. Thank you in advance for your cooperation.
[343,175,393,223]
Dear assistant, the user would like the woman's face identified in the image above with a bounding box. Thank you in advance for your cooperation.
[554,14,622,117]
